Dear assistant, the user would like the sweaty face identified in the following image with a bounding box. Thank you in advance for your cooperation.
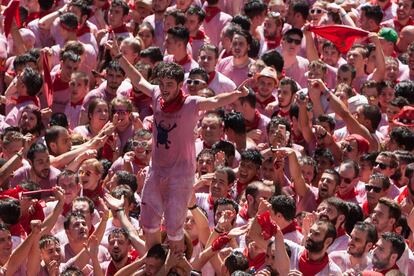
[197,154,214,175]
[318,173,338,199]
[238,160,258,184]
[32,151,51,179]
[348,229,369,257]
[317,203,340,227]
[108,234,130,262]
[184,211,198,238]
[305,223,328,253]
[108,5,125,27]
[40,242,62,266]
[201,117,222,145]
[322,46,340,67]
[370,203,394,233]
[231,34,249,58]
[19,111,38,134]
[106,69,125,91]
[66,218,89,242]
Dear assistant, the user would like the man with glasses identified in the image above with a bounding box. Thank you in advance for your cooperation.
[361,173,391,217]
[373,151,401,199]
[336,160,361,204]
[281,28,309,88]
[185,68,208,96]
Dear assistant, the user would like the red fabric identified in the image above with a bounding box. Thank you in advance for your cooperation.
[265,37,281,50]
[191,30,206,40]
[0,186,26,199]
[105,256,135,276]
[345,134,369,154]
[256,95,276,108]
[70,97,84,108]
[9,223,27,239]
[24,12,41,26]
[337,188,358,201]
[208,194,215,210]
[207,71,216,85]
[108,24,128,34]
[397,186,409,204]
[309,25,369,54]
[159,90,188,113]
[192,239,199,247]
[244,109,261,130]
[133,157,147,167]
[221,50,232,59]
[174,54,191,66]
[393,17,414,33]
[281,220,301,235]
[42,52,53,107]
[20,201,45,234]
[3,0,21,37]
[101,136,115,161]
[83,185,104,206]
[298,250,329,276]
[204,6,220,23]
[15,95,40,107]
[77,25,91,37]
[52,71,69,91]
[336,227,346,238]
[62,203,72,217]
[256,211,278,240]
[236,180,248,196]
[362,200,370,217]
[211,234,231,252]
[238,204,251,221]
[243,247,266,271]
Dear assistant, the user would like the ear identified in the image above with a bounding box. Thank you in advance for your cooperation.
[337,214,346,227]
[246,194,254,205]
[388,218,396,230]
[364,242,374,253]
[324,237,333,248]
[177,81,183,89]
[49,142,57,154]
[389,252,399,265]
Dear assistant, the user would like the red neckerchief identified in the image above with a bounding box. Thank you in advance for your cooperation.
[236,180,248,196]
[204,6,221,23]
[24,12,40,26]
[53,71,69,91]
[265,37,281,50]
[397,186,409,204]
[15,95,40,107]
[77,24,91,37]
[362,200,370,217]
[70,97,84,108]
[62,203,72,217]
[298,250,329,276]
[108,24,128,34]
[101,136,115,161]
[105,256,135,276]
[173,54,191,66]
[192,239,199,246]
[208,194,215,210]
[191,30,206,40]
[243,247,266,271]
[393,17,414,33]
[133,156,147,166]
[336,188,357,201]
[208,71,216,84]
[281,220,302,235]
[239,204,250,221]
[244,109,261,130]
[375,263,399,274]
[83,185,104,206]
[221,50,232,59]
[20,201,45,234]
[336,227,346,238]
[256,95,275,108]
[278,108,290,118]
[9,223,27,239]
[159,89,188,113]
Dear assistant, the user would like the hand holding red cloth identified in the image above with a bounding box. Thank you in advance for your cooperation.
[211,234,231,252]
[308,25,369,54]
[3,0,21,37]
[256,210,278,240]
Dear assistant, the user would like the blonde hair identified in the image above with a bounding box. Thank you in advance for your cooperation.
[80,158,104,175]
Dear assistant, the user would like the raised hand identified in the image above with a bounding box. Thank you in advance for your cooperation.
[104,193,125,210]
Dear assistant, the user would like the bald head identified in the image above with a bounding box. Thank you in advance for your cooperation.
[397,26,414,53]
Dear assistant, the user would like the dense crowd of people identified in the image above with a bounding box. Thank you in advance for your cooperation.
[0,0,414,274]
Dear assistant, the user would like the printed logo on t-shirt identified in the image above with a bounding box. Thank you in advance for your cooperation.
[155,119,177,149]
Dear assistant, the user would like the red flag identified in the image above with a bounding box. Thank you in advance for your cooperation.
[3,0,21,37]
[42,52,53,107]
[309,25,369,54]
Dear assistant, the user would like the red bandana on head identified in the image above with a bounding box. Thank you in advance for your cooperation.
[244,110,261,130]
[298,250,329,276]
[309,25,369,54]
[204,6,221,23]
[243,247,266,271]
[159,90,188,113]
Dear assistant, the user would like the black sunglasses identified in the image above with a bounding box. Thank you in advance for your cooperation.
[286,37,301,45]
[342,143,353,152]
[375,162,390,170]
[365,185,382,193]
[341,177,353,184]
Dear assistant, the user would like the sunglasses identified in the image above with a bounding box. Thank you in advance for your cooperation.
[341,177,353,184]
[186,79,206,86]
[310,8,326,14]
[341,143,353,152]
[365,185,382,193]
[375,162,390,170]
[286,37,301,45]
[132,140,148,148]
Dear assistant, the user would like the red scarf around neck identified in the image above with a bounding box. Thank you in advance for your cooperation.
[236,180,248,196]
[244,110,261,130]
[298,250,329,276]
[362,200,370,217]
[62,203,72,217]
[397,186,409,204]
[238,204,251,221]
[108,24,129,34]
[336,188,357,201]
[243,247,266,271]
[393,17,414,33]
[191,30,206,40]
[15,95,40,107]
[256,95,275,108]
[208,71,216,84]
[336,227,346,238]
[70,97,84,108]
[83,185,104,206]
[281,220,301,235]
[9,223,27,239]
[204,6,220,23]
[106,256,135,276]
[77,25,91,37]
[159,90,188,113]
[53,71,69,91]
[174,54,191,66]
[265,37,281,50]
